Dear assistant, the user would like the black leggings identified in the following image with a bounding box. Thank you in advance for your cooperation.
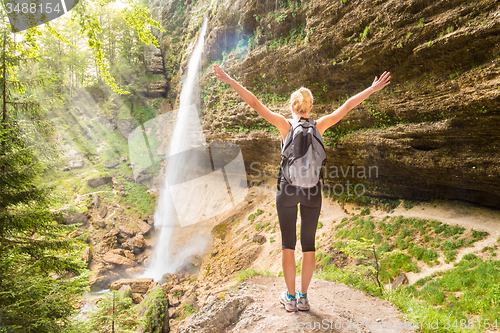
[276,179,322,252]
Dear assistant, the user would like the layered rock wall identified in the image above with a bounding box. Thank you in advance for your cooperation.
[149,0,500,208]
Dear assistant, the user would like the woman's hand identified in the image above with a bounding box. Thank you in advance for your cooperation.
[371,71,391,92]
[213,64,233,84]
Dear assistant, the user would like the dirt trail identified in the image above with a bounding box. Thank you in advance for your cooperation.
[172,185,500,332]
[178,276,417,333]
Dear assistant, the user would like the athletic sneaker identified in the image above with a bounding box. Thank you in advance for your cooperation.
[297,291,310,311]
[279,291,297,312]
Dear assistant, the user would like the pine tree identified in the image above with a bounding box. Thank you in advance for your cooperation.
[0,17,88,333]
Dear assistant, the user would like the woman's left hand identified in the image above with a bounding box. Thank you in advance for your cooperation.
[371,71,391,92]
[213,64,233,84]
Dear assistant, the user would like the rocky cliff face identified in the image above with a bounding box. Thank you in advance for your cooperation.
[148,0,500,208]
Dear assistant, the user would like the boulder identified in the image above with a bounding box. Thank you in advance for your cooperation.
[167,293,180,307]
[86,176,112,188]
[110,278,154,294]
[122,250,136,261]
[105,161,119,169]
[126,266,145,277]
[252,234,266,244]
[177,294,253,333]
[132,293,144,304]
[136,219,152,235]
[102,228,121,250]
[186,294,199,311]
[94,194,101,208]
[58,142,87,170]
[146,281,160,294]
[392,273,409,289]
[130,234,146,254]
[81,246,92,265]
[159,273,178,285]
[88,263,121,291]
[98,205,108,218]
[118,284,132,295]
[103,252,137,266]
[116,223,137,237]
[62,212,88,225]
[93,219,106,229]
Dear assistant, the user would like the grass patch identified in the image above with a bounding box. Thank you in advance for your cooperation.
[175,303,197,321]
[407,255,500,327]
[232,268,275,285]
[255,221,270,231]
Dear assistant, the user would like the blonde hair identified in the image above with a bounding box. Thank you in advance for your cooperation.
[290,87,313,114]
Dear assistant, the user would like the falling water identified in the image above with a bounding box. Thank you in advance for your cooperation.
[142,15,211,281]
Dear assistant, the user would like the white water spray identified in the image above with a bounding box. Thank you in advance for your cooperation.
[142,15,211,281]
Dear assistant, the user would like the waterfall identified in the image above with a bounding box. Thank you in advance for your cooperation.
[142,15,211,281]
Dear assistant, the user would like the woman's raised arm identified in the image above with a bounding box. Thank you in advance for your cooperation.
[316,71,391,136]
[213,65,290,137]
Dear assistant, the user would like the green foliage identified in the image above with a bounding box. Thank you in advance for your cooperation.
[408,246,438,266]
[418,17,425,28]
[360,26,370,41]
[232,268,275,284]
[471,229,489,241]
[477,106,488,114]
[84,290,137,332]
[342,238,405,292]
[0,30,89,330]
[384,288,468,333]
[255,221,270,231]
[138,287,169,331]
[321,255,333,267]
[71,0,165,95]
[408,256,500,326]
[277,14,288,24]
[403,199,413,210]
[176,303,197,321]
[314,260,381,296]
[256,209,264,216]
[334,216,382,243]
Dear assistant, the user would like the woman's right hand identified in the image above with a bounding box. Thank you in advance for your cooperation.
[370,71,391,92]
[213,64,233,84]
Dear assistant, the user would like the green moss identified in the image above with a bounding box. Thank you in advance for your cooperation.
[212,221,229,240]
[139,287,169,331]
[321,255,333,267]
